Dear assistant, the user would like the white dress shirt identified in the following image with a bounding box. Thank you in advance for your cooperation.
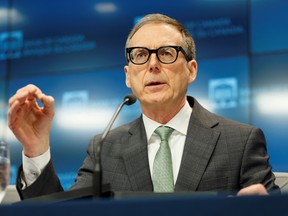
[22,148,51,187]
[143,100,192,184]
[22,100,192,187]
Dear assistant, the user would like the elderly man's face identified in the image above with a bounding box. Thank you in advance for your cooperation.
[124,23,197,113]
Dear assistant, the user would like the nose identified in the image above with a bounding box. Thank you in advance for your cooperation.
[148,53,160,72]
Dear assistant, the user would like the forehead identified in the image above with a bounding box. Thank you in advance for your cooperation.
[128,23,183,48]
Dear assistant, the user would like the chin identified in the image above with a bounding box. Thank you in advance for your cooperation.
[147,94,170,104]
[139,90,170,103]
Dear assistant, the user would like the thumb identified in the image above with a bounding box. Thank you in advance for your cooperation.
[39,94,55,118]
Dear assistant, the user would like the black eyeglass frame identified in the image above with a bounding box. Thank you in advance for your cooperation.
[126,46,191,65]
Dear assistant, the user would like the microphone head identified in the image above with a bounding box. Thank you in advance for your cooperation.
[124,94,137,105]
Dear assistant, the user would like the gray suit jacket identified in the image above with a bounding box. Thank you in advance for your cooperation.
[17,96,279,199]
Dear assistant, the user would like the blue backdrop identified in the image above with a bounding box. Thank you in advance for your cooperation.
[0,0,288,189]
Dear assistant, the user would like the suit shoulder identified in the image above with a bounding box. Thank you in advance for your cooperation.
[91,117,142,142]
[190,96,259,132]
[214,113,254,128]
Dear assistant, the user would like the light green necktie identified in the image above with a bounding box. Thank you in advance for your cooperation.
[152,126,174,192]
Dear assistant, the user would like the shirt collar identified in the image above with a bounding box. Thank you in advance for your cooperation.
[142,100,192,142]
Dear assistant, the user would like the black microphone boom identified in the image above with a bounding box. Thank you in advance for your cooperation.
[93,94,137,197]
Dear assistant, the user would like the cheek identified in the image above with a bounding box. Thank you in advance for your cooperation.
[128,72,144,89]
[125,67,139,88]
[170,72,191,91]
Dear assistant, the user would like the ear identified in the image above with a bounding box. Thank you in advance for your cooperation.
[124,65,131,88]
[187,60,197,84]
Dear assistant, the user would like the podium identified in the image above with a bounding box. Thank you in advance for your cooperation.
[1,193,288,216]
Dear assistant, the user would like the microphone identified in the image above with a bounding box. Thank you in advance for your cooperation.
[93,94,137,197]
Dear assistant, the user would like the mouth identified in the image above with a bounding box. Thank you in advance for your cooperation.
[145,81,165,87]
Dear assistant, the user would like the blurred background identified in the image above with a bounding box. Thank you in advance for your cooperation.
[0,0,287,189]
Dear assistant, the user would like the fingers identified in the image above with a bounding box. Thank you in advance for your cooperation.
[9,84,42,106]
[8,84,55,127]
[39,94,55,118]
[237,184,269,196]
[8,99,22,130]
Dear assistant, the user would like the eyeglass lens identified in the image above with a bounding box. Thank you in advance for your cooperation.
[130,47,178,64]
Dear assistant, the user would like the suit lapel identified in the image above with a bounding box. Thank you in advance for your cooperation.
[175,97,220,191]
[121,97,220,192]
[122,118,153,191]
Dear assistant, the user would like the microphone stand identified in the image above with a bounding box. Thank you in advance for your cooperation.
[93,95,136,197]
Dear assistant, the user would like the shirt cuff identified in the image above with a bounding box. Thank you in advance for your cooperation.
[22,148,51,187]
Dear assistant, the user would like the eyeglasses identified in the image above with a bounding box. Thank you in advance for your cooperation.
[126,46,191,65]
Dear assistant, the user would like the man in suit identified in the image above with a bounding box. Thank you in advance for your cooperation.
[8,13,279,199]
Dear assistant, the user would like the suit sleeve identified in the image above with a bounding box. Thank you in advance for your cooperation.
[68,136,112,193]
[240,127,280,193]
[68,137,97,191]
[16,159,64,200]
[16,136,100,199]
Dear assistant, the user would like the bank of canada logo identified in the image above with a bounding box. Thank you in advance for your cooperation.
[209,78,238,109]
[0,31,23,60]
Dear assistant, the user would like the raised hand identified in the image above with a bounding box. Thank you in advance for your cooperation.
[8,84,55,157]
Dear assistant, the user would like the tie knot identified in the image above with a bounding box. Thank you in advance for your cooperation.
[155,126,174,141]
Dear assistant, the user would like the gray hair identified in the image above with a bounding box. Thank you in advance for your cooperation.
[125,13,196,61]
